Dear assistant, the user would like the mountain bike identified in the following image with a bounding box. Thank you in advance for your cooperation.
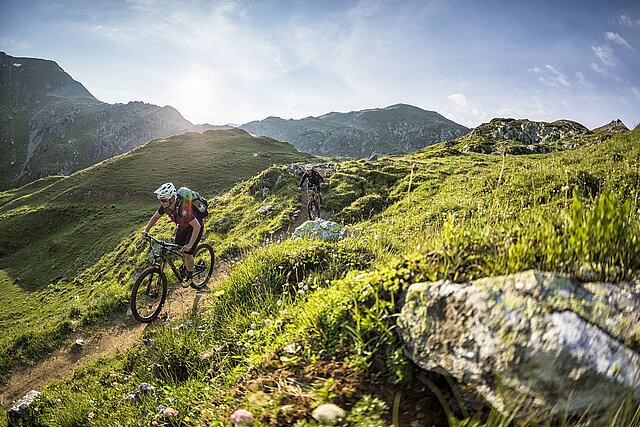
[130,235,215,323]
[307,186,322,220]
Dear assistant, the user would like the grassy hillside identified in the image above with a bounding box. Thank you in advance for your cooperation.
[2,124,640,426]
[0,128,306,386]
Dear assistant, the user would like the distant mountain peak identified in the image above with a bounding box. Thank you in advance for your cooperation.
[1,51,96,100]
[593,119,629,133]
[240,104,469,158]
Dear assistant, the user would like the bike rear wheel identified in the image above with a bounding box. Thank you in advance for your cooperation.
[190,243,215,290]
[308,199,320,220]
[130,266,167,322]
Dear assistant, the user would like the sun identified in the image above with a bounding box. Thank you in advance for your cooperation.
[172,72,216,124]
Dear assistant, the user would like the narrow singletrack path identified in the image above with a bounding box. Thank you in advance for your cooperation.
[0,262,230,408]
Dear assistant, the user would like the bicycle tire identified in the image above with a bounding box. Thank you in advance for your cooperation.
[190,243,215,290]
[307,199,320,220]
[130,266,168,322]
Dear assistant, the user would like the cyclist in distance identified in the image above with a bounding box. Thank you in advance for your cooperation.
[299,163,324,193]
[142,182,204,287]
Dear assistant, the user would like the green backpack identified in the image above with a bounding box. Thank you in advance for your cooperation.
[176,187,209,219]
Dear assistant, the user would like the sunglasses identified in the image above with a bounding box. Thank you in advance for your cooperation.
[159,197,173,202]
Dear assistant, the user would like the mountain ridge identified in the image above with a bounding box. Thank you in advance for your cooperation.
[240,103,470,158]
[0,52,223,191]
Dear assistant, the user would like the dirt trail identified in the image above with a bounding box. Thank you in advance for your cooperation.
[0,262,230,408]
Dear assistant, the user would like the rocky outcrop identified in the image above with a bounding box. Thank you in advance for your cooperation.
[593,119,630,134]
[471,118,590,143]
[241,104,469,158]
[396,270,640,422]
[458,118,594,154]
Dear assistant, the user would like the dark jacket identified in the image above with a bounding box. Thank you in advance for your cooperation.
[300,170,324,188]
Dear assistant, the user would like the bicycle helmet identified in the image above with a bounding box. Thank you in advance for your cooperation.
[305,164,313,171]
[154,182,177,199]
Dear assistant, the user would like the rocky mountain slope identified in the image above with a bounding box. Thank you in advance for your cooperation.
[0,52,223,190]
[449,117,624,155]
[240,103,469,158]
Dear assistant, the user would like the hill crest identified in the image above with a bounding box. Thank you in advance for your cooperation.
[240,104,469,158]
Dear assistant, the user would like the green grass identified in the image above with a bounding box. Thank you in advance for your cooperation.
[2,125,640,425]
[0,129,305,385]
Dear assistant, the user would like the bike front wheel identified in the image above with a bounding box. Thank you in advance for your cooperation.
[130,266,167,322]
[191,243,215,290]
[308,199,320,220]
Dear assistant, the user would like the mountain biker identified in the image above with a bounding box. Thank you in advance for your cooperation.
[299,163,324,193]
[142,182,204,287]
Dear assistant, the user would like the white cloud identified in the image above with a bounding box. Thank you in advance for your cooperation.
[448,93,468,108]
[632,86,640,100]
[604,32,634,51]
[532,65,570,87]
[575,71,593,88]
[592,45,617,67]
[619,15,640,27]
[590,62,611,76]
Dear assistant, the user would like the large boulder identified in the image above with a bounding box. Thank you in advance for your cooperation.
[396,270,640,422]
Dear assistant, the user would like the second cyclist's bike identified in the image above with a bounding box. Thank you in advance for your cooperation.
[130,235,215,323]
[307,186,322,220]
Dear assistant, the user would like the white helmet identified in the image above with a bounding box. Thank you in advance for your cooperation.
[154,182,176,199]
[305,163,313,171]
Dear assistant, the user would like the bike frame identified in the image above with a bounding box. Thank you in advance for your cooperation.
[307,186,321,202]
[147,235,185,282]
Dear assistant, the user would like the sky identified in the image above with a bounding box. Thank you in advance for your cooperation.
[1,0,639,129]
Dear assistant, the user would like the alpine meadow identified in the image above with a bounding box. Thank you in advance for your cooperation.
[1,114,639,425]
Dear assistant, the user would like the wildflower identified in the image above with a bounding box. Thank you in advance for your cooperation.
[276,299,283,306]
[162,407,179,417]
[230,408,254,426]
[263,319,273,326]
[250,323,257,329]
[248,330,255,337]
[250,311,259,316]
[88,411,94,420]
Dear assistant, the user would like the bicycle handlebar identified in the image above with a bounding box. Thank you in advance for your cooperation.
[144,234,182,251]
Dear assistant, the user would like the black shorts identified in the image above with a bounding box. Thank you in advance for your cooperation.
[175,226,203,254]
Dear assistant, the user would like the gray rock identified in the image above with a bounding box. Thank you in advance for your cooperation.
[293,219,351,241]
[256,204,273,215]
[8,390,41,426]
[311,403,346,425]
[396,270,640,422]
[286,164,305,175]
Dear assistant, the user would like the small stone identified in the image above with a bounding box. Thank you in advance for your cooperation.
[311,403,346,425]
[230,408,254,425]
